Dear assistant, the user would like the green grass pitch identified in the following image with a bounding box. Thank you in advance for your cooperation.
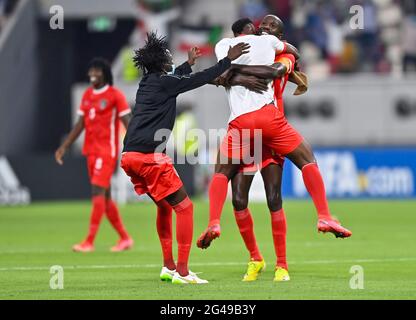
[0,199,415,300]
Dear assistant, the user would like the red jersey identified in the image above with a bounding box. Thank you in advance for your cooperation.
[272,53,296,114]
[78,85,131,158]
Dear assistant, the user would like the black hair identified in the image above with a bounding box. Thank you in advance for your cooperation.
[88,57,113,85]
[231,18,253,36]
[133,32,170,74]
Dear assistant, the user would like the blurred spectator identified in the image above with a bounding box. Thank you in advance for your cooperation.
[356,0,379,70]
[305,2,329,59]
[231,0,414,75]
[239,0,268,27]
[402,14,416,73]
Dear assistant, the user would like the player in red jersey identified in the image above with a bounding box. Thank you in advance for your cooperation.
[55,58,134,252]
[197,16,352,252]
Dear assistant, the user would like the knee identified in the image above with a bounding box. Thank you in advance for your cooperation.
[266,192,282,212]
[232,193,248,211]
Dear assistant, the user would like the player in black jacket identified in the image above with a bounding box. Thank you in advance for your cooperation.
[121,32,249,284]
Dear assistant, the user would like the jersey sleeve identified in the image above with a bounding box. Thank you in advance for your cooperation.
[267,35,286,54]
[215,39,229,61]
[161,57,231,96]
[114,89,131,117]
[174,61,193,76]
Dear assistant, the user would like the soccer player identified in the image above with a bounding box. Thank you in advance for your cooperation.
[197,17,352,251]
[227,16,300,282]
[205,17,300,282]
[55,58,134,253]
[120,32,249,284]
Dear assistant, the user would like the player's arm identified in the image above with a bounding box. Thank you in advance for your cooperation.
[283,42,300,60]
[210,68,269,93]
[115,89,132,129]
[174,47,202,76]
[55,116,84,165]
[231,63,288,79]
[120,113,131,129]
[162,43,249,96]
[225,74,269,93]
[231,51,296,80]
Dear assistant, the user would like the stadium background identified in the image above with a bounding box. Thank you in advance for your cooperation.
[0,0,416,300]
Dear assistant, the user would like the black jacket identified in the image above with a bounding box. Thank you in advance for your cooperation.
[123,57,231,153]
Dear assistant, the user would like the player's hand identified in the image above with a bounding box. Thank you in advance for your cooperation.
[227,43,250,61]
[187,46,202,66]
[55,146,67,165]
[235,74,269,93]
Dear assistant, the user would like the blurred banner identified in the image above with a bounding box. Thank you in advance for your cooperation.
[249,147,416,201]
[0,156,30,206]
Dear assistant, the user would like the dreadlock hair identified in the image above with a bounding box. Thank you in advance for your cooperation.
[133,32,170,74]
[231,18,253,36]
[88,57,113,86]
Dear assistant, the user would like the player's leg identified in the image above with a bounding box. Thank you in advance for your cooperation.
[146,194,176,281]
[262,107,352,238]
[260,164,290,281]
[73,184,106,252]
[209,151,241,226]
[164,187,192,277]
[104,187,133,252]
[162,187,208,284]
[232,171,265,281]
[231,172,263,262]
[285,141,352,237]
[197,150,241,249]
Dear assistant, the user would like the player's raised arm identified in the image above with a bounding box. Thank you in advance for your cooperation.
[55,116,84,165]
[162,43,250,96]
[173,47,202,76]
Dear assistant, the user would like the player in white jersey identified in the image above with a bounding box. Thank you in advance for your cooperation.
[197,18,352,250]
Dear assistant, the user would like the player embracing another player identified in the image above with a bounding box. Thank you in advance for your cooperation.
[120,32,249,284]
[55,58,134,253]
[197,16,352,256]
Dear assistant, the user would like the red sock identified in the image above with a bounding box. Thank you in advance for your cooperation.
[86,195,106,244]
[105,199,130,240]
[156,200,175,270]
[234,208,262,261]
[208,173,229,226]
[172,197,193,277]
[301,163,332,220]
[270,209,288,270]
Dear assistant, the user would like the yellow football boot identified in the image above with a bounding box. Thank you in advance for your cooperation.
[242,259,266,282]
[273,266,290,282]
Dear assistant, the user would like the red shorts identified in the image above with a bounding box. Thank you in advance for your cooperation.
[86,155,117,188]
[220,104,303,162]
[239,148,285,173]
[120,152,183,202]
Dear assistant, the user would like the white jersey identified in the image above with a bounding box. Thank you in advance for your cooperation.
[215,34,285,123]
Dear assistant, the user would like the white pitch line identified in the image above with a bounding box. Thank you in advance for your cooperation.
[0,258,416,272]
